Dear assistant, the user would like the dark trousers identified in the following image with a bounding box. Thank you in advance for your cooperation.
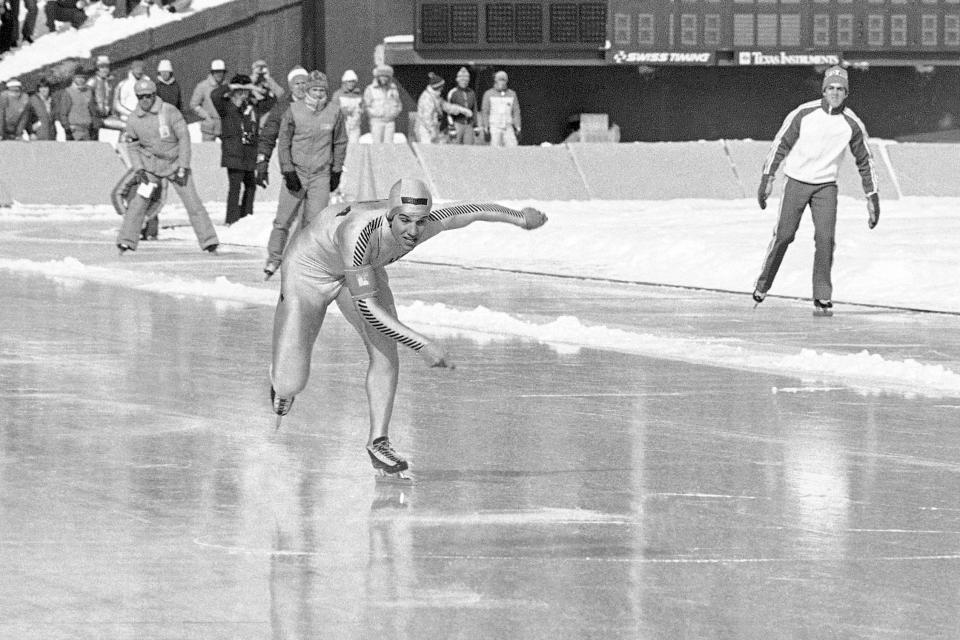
[225,168,256,225]
[755,177,838,301]
[0,0,20,51]
[22,0,37,39]
[45,2,87,29]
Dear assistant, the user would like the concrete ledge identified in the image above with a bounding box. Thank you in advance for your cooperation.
[570,141,741,200]
[885,143,960,197]
[340,144,426,201]
[0,142,126,205]
[725,140,900,200]
[414,144,588,201]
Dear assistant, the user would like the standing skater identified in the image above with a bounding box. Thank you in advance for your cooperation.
[117,78,219,254]
[269,178,548,478]
[752,65,880,317]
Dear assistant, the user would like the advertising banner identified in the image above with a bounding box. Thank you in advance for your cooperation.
[737,51,841,66]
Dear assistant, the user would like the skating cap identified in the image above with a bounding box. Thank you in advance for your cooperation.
[210,59,227,72]
[822,65,848,91]
[387,178,432,220]
[341,69,358,82]
[134,78,157,95]
[157,59,173,73]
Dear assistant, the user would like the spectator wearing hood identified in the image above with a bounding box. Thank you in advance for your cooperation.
[481,70,521,147]
[415,72,471,144]
[212,73,274,225]
[1,79,29,139]
[363,64,401,143]
[15,77,56,140]
[447,67,479,145]
[57,69,96,140]
[117,77,219,254]
[332,69,363,143]
[190,59,228,141]
[87,55,118,133]
[155,59,183,112]
[265,70,346,277]
[114,59,147,123]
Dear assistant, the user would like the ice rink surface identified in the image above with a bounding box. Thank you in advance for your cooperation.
[3,217,960,639]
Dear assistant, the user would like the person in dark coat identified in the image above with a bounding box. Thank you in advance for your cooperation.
[155,59,183,112]
[15,77,56,140]
[211,74,274,225]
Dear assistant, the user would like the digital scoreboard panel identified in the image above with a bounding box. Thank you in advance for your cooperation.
[607,0,960,65]
[413,1,960,65]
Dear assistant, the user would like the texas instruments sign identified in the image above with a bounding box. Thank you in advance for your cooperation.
[738,51,841,66]
[610,50,714,65]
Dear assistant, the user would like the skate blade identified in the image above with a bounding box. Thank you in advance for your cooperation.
[274,414,283,431]
[375,469,413,483]
[812,309,834,317]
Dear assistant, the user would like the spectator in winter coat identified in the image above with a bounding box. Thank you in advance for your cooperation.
[363,64,401,144]
[15,77,56,140]
[333,69,363,143]
[415,72,471,144]
[481,70,521,147]
[88,55,118,134]
[113,59,146,123]
[266,71,347,277]
[212,73,274,225]
[0,79,29,139]
[447,67,478,145]
[117,77,219,254]
[155,59,183,112]
[44,0,88,32]
[57,69,96,140]
[190,59,227,141]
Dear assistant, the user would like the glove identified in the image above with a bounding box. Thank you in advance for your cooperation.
[283,171,302,193]
[134,169,150,184]
[255,159,269,188]
[757,174,774,210]
[521,207,548,230]
[419,341,454,369]
[867,193,880,229]
[329,170,342,192]
[171,167,190,187]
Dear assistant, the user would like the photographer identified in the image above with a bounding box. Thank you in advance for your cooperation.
[212,73,275,225]
[250,60,284,126]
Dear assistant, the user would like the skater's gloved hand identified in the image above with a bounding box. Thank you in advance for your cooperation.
[255,154,269,187]
[171,167,190,187]
[420,341,454,369]
[329,170,342,192]
[134,169,149,184]
[867,193,880,229]
[521,207,548,230]
[757,174,774,210]
[283,171,302,193]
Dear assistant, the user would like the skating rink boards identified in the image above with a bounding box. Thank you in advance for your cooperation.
[2,217,960,639]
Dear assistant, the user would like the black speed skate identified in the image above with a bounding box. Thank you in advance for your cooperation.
[270,385,294,430]
[813,299,834,317]
[367,437,410,481]
[752,289,766,308]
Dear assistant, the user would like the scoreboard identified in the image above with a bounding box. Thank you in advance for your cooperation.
[608,0,960,65]
[412,1,960,65]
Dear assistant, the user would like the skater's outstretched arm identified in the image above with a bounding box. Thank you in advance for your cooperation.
[420,202,547,242]
[340,218,452,368]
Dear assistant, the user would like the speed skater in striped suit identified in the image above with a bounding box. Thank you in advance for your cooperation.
[268,177,548,478]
